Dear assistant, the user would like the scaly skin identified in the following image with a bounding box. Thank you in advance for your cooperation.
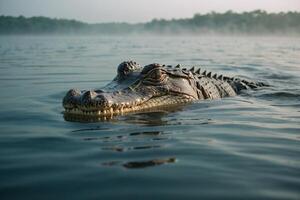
[63,61,266,118]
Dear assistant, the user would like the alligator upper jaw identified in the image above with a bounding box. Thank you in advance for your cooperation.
[63,93,195,117]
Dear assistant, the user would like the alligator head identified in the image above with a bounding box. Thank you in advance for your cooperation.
[63,61,200,117]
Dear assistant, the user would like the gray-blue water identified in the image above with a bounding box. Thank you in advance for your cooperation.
[0,35,300,200]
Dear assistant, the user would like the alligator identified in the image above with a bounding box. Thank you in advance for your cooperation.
[63,61,267,118]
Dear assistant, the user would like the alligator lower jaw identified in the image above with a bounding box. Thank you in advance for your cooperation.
[63,95,195,117]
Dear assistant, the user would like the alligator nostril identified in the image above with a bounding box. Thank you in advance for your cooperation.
[63,89,80,103]
[66,89,81,97]
[82,90,97,101]
[63,89,81,108]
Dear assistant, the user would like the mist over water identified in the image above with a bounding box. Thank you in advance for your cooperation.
[0,35,300,199]
[1,10,300,36]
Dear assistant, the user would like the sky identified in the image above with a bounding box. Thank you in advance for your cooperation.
[0,0,300,23]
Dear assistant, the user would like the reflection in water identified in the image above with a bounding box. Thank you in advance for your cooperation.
[119,111,169,126]
[80,129,173,169]
[71,127,110,133]
[68,106,213,169]
[102,157,176,169]
[123,157,176,169]
[129,131,162,136]
[101,161,122,166]
[80,131,166,142]
[102,145,161,152]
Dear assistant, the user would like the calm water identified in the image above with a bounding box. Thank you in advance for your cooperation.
[0,35,300,200]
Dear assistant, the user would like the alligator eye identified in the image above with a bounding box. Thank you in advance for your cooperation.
[144,69,166,83]
[150,70,161,79]
[141,63,162,75]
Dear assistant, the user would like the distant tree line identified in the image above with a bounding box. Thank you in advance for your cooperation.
[0,10,299,35]
[0,16,87,34]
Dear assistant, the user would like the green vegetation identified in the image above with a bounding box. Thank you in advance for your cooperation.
[0,15,138,34]
[0,16,87,34]
[1,10,299,35]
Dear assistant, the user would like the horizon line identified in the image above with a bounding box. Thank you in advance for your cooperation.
[1,9,300,24]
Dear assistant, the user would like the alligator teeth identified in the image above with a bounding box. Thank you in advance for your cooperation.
[65,95,194,117]
[115,109,120,114]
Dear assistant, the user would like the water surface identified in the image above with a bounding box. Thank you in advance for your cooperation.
[0,35,300,199]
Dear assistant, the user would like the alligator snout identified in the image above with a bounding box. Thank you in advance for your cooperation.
[63,89,110,111]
